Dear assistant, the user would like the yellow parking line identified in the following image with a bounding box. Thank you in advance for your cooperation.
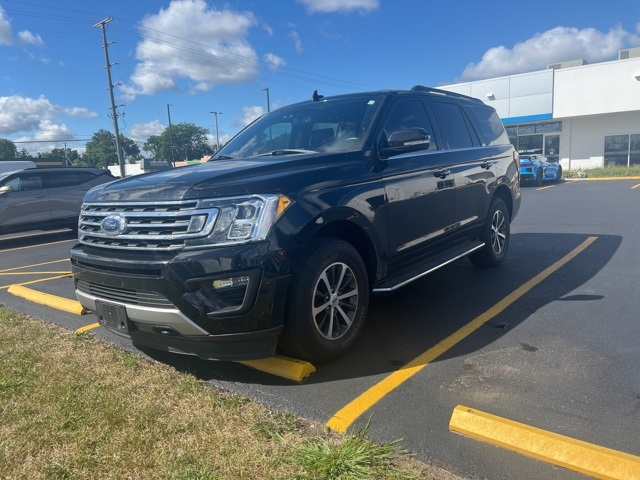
[238,355,316,382]
[6,284,85,315]
[75,323,100,334]
[0,239,74,253]
[536,185,555,191]
[326,236,598,433]
[1,274,72,290]
[1,271,71,275]
[632,183,640,189]
[450,405,640,479]
[0,259,69,274]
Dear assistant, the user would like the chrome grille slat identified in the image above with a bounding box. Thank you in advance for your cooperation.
[78,200,218,251]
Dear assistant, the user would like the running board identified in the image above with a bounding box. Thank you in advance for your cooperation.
[372,241,485,294]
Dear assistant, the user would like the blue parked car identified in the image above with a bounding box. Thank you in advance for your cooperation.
[519,154,562,186]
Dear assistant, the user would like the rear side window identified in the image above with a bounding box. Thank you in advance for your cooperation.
[429,101,474,149]
[465,106,510,146]
[47,172,95,188]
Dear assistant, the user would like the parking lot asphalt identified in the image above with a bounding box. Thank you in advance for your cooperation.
[1,178,640,479]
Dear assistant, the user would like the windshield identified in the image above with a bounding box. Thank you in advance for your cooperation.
[215,95,384,159]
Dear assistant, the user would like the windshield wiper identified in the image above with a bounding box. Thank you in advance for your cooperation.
[210,155,234,160]
[256,149,316,157]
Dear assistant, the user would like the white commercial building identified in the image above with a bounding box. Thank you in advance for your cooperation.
[440,48,640,171]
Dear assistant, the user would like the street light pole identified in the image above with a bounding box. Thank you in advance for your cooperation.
[167,104,175,167]
[210,111,222,151]
[263,87,270,113]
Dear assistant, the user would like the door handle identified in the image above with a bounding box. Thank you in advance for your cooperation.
[481,161,495,170]
[434,169,451,179]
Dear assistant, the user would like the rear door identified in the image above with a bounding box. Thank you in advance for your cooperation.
[428,100,502,238]
[0,171,50,230]
[45,170,100,221]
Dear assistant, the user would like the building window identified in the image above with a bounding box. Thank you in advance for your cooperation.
[506,122,562,163]
[604,134,640,167]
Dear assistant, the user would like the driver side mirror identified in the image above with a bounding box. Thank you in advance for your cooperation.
[380,128,431,158]
[0,185,13,197]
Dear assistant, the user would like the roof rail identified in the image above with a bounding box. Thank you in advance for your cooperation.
[411,85,484,104]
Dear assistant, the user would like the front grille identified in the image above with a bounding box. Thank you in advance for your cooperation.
[78,200,218,251]
[76,280,174,308]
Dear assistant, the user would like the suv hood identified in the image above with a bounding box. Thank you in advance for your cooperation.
[84,153,356,202]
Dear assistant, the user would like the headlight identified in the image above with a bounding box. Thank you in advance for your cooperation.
[184,194,292,248]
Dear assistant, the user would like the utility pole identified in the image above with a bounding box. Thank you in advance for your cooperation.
[210,111,222,151]
[263,87,271,113]
[93,17,125,178]
[167,104,175,166]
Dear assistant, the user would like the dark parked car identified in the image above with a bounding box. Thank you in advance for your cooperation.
[71,86,521,363]
[0,167,116,234]
[519,154,562,185]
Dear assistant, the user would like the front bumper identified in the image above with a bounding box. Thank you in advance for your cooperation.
[71,241,291,360]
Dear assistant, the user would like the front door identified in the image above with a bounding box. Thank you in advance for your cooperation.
[380,98,456,276]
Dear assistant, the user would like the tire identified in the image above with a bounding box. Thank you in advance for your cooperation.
[469,197,510,268]
[555,166,562,183]
[534,168,543,186]
[279,239,369,363]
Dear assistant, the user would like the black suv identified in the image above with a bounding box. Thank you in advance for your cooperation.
[71,86,521,363]
[0,167,116,235]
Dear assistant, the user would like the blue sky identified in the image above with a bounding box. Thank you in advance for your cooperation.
[1,0,639,156]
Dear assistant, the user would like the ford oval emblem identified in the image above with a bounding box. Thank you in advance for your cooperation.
[101,214,127,236]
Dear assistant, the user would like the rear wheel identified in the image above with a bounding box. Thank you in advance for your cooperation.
[469,197,510,267]
[279,239,369,363]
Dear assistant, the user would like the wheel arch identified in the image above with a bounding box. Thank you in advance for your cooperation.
[309,220,378,288]
[493,184,514,221]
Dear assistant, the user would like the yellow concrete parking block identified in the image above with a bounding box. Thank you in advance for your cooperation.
[450,405,640,480]
[7,284,85,315]
[239,355,316,382]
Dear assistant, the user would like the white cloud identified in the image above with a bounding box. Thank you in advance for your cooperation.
[459,26,640,81]
[0,95,96,135]
[0,7,44,47]
[128,120,165,143]
[235,106,264,127]
[263,53,286,70]
[290,31,304,53]
[0,8,12,45]
[263,23,273,37]
[17,30,43,46]
[122,0,259,100]
[298,0,379,14]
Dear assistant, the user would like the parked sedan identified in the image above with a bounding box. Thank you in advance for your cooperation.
[0,167,116,234]
[519,154,562,186]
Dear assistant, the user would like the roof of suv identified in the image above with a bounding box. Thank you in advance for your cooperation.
[17,167,113,175]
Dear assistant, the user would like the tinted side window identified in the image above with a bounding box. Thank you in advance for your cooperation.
[465,106,510,146]
[382,100,437,151]
[47,172,95,188]
[430,101,474,150]
[13,173,44,191]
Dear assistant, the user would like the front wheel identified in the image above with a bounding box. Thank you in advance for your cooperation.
[279,239,369,363]
[555,166,563,183]
[534,168,543,186]
[469,197,510,267]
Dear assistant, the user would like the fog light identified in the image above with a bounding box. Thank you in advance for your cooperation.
[212,276,250,289]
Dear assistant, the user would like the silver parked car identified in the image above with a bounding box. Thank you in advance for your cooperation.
[0,167,116,235]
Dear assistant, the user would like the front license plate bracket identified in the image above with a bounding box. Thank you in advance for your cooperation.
[95,300,130,334]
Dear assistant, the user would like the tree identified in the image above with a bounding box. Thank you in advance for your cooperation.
[16,148,33,158]
[143,123,213,163]
[0,139,17,158]
[81,130,141,168]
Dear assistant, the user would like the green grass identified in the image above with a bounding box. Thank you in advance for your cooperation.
[564,165,640,178]
[0,308,462,480]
